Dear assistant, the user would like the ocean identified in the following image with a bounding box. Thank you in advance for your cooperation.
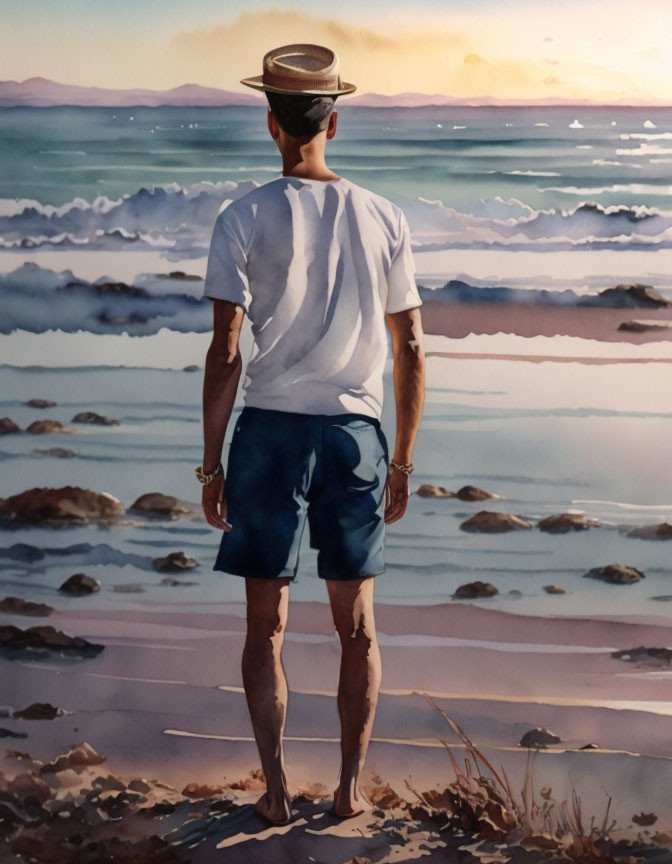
[1,103,671,619]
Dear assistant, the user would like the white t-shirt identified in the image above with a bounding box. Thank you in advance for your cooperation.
[201,175,422,420]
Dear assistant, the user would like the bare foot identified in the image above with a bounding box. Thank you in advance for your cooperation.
[331,785,373,818]
[254,791,294,825]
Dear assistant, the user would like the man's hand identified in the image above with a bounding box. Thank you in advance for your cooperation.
[202,475,232,532]
[384,468,410,524]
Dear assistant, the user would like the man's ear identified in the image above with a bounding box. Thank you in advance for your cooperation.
[326,110,338,140]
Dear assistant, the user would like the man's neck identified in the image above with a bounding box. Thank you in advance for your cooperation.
[280,141,339,182]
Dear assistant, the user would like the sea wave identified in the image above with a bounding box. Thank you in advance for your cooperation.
[0,262,212,335]
[0,180,258,253]
[2,258,670,336]
[2,180,672,255]
[404,196,672,252]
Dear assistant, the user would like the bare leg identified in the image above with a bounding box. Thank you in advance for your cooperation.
[242,576,293,824]
[326,575,381,816]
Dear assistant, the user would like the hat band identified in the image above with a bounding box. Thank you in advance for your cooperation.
[262,68,343,92]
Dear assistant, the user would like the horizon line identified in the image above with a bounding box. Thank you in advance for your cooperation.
[1,76,671,109]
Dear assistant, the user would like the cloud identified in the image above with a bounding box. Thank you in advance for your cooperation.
[167,7,656,101]
[168,9,467,95]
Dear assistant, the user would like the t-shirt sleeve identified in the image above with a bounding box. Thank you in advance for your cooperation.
[385,207,422,314]
[201,205,251,313]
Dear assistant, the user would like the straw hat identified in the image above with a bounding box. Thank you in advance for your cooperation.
[240,43,356,96]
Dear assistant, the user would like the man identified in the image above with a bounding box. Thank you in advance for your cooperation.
[196,43,425,826]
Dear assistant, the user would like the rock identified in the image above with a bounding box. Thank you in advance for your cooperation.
[93,773,127,791]
[8,772,52,802]
[128,778,152,793]
[152,551,198,572]
[543,585,567,594]
[0,417,21,435]
[454,580,498,598]
[627,522,672,541]
[32,447,77,458]
[598,284,671,308]
[619,319,672,333]
[612,646,672,667]
[128,493,193,520]
[0,728,28,738]
[580,743,599,750]
[538,513,598,533]
[59,573,101,595]
[13,702,64,720]
[40,742,106,774]
[633,812,658,826]
[508,589,522,596]
[456,485,499,502]
[0,486,124,525]
[26,419,77,434]
[181,782,227,799]
[71,411,120,426]
[0,624,105,659]
[415,484,454,498]
[584,563,645,584]
[519,727,561,748]
[0,596,53,617]
[183,364,200,372]
[26,399,57,409]
[168,271,200,280]
[460,511,532,533]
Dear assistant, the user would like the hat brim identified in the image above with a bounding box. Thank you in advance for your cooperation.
[240,75,357,96]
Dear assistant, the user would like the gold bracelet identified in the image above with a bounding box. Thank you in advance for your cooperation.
[389,460,413,475]
[195,462,223,485]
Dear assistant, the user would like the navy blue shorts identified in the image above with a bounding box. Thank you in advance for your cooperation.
[213,406,390,581]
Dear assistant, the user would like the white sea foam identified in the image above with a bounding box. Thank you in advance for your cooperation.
[573,499,672,511]
[539,183,672,197]
[3,179,672,258]
[592,160,632,167]
[620,132,672,141]
[503,170,561,177]
[616,145,672,157]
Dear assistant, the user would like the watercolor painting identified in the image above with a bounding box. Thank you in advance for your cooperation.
[2,1,672,861]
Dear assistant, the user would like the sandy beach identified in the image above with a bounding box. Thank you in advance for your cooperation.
[3,596,672,861]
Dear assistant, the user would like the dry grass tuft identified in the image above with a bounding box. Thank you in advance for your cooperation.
[402,693,626,862]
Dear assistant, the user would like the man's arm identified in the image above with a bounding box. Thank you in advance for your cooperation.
[201,299,245,530]
[384,306,425,523]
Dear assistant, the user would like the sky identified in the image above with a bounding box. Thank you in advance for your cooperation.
[1,0,670,103]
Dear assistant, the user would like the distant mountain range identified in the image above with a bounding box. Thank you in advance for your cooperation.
[0,77,668,108]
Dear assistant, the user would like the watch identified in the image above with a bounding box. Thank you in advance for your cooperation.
[195,462,223,485]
